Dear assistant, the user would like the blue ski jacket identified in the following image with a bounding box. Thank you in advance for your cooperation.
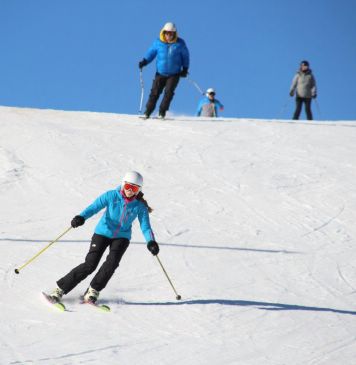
[144,29,190,76]
[79,187,155,242]
[196,97,224,117]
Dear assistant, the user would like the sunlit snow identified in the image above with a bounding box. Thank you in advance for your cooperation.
[1,106,355,365]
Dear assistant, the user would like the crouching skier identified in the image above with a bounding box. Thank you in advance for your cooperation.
[48,171,159,305]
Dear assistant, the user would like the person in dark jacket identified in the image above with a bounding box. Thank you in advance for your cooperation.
[138,22,190,119]
[289,60,317,120]
[48,171,159,304]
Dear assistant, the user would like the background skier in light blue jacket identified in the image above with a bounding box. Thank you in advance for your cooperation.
[49,171,160,304]
[196,88,224,117]
[139,22,190,119]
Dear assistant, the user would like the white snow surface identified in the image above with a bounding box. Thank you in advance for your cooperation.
[1,106,356,365]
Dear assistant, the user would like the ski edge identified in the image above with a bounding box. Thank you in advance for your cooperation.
[79,296,111,312]
[42,292,66,312]
[138,115,172,121]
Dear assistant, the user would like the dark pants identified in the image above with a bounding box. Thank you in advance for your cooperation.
[145,73,180,116]
[293,96,313,120]
[57,234,129,294]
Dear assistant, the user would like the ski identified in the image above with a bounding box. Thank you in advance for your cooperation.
[138,115,171,121]
[79,296,111,312]
[42,292,66,312]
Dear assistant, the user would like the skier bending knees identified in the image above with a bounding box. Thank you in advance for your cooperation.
[49,171,159,304]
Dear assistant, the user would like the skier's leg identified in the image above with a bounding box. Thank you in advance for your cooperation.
[89,238,130,291]
[159,74,180,116]
[56,234,109,294]
[305,98,313,120]
[145,74,167,116]
[293,97,303,120]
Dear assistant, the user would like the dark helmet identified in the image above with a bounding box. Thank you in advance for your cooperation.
[300,60,309,67]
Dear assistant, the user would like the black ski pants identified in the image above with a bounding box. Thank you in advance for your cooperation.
[145,73,180,116]
[57,234,129,294]
[293,96,313,120]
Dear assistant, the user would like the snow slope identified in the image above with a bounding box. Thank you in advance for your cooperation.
[1,106,356,365]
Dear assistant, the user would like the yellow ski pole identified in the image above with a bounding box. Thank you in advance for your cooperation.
[155,255,182,300]
[14,226,72,274]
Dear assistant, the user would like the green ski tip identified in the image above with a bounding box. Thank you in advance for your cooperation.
[98,304,111,312]
[42,292,66,312]
[53,302,66,311]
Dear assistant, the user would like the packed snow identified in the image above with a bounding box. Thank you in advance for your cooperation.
[1,106,356,365]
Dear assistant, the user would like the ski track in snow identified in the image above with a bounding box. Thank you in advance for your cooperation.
[1,107,356,365]
[0,147,26,188]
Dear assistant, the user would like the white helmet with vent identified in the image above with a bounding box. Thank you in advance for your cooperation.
[122,171,143,190]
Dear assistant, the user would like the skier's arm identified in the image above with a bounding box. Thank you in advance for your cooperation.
[311,75,317,97]
[181,41,190,69]
[196,99,203,116]
[79,191,110,220]
[138,206,159,255]
[216,100,224,111]
[290,74,298,96]
[144,40,159,64]
[137,205,155,242]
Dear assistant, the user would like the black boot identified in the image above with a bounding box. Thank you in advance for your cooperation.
[142,111,151,119]
[158,110,166,119]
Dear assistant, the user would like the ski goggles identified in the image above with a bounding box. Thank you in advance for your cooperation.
[123,182,140,193]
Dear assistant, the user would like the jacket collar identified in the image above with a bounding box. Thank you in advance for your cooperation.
[119,189,137,203]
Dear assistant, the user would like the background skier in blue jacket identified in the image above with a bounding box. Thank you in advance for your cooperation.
[196,88,224,117]
[139,22,190,119]
[49,171,160,304]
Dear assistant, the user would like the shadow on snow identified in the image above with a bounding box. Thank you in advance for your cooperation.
[121,298,356,316]
[0,238,300,254]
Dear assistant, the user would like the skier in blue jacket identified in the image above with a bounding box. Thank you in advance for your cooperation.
[139,22,190,119]
[49,171,159,304]
[196,88,224,117]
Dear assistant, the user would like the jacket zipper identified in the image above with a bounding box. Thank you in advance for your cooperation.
[113,202,127,237]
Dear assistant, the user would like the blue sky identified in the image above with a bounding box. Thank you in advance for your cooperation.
[0,0,355,120]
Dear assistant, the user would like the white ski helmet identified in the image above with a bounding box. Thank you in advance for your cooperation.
[206,88,215,95]
[122,171,143,191]
[163,22,177,32]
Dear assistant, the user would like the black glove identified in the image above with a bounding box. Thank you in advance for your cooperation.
[147,240,159,256]
[71,215,85,228]
[139,59,148,69]
[312,94,317,99]
[289,91,294,97]
[180,67,188,78]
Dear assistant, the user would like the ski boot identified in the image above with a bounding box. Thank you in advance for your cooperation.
[158,111,166,120]
[83,286,100,304]
[142,110,151,120]
[49,287,64,303]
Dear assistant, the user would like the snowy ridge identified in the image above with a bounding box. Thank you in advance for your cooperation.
[1,106,356,365]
